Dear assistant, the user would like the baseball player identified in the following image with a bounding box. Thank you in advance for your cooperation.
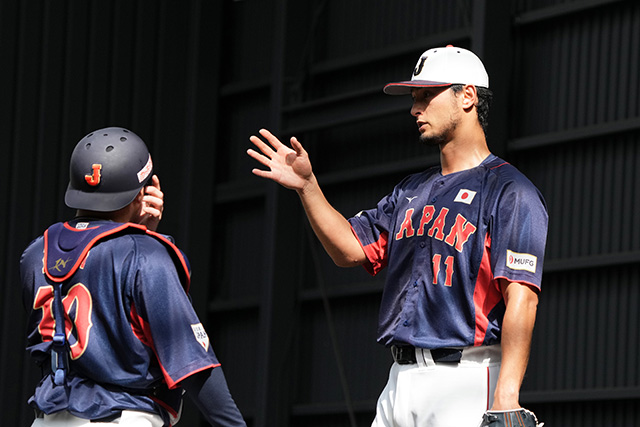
[21,127,246,426]
[247,46,546,426]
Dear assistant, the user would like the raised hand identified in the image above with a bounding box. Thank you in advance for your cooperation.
[247,129,313,191]
[137,174,164,231]
[248,128,367,266]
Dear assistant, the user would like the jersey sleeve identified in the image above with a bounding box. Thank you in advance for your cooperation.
[20,236,43,311]
[20,236,54,362]
[489,176,548,290]
[130,237,220,388]
[348,190,397,276]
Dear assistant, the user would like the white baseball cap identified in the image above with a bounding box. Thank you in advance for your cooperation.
[383,45,489,95]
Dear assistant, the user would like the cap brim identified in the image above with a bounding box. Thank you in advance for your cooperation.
[383,80,452,95]
[65,185,142,213]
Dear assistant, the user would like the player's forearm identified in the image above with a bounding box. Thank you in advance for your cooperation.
[297,174,367,267]
[182,367,247,426]
[492,281,539,410]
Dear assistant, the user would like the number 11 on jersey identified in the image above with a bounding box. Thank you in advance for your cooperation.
[432,254,454,287]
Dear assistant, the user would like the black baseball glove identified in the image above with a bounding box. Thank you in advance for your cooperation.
[480,408,544,427]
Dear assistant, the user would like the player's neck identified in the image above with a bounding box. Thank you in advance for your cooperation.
[438,134,490,175]
[76,205,135,224]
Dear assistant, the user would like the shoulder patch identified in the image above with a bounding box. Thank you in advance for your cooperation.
[191,323,210,352]
[506,249,537,273]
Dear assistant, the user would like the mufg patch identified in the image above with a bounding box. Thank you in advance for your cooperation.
[506,249,537,273]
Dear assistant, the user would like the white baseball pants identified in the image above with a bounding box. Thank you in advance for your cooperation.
[372,344,501,427]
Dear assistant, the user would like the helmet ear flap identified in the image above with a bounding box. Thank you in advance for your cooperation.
[65,127,153,212]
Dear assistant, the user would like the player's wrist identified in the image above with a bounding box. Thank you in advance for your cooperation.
[296,173,319,197]
[491,391,520,411]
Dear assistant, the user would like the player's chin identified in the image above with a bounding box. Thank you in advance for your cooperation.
[418,132,443,147]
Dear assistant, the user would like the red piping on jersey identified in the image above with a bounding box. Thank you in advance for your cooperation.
[129,304,161,368]
[130,304,154,348]
[485,366,491,410]
[129,304,176,387]
[173,363,221,388]
[472,233,503,346]
[490,162,510,170]
[352,225,389,276]
[151,396,180,421]
[129,303,176,387]
[129,304,219,390]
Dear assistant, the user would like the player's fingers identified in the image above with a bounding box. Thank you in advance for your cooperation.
[143,194,163,211]
[249,135,277,158]
[258,128,286,150]
[251,168,272,179]
[150,174,161,191]
[144,184,164,201]
[142,204,162,217]
[247,148,274,168]
[290,137,306,156]
[141,207,161,222]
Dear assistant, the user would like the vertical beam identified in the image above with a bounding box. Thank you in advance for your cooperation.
[179,0,221,424]
[254,0,298,426]
[184,0,222,295]
[472,0,513,158]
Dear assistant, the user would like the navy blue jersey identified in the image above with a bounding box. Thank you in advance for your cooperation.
[348,154,548,349]
[21,219,219,425]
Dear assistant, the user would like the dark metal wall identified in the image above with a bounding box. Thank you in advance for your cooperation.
[510,1,640,424]
[0,1,222,425]
[1,0,639,426]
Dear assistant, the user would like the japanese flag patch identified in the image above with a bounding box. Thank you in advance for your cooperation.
[506,250,537,273]
[191,323,210,352]
[454,189,476,205]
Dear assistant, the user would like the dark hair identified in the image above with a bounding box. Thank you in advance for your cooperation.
[450,84,493,139]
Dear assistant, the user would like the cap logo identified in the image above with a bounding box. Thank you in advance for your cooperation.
[413,56,427,76]
[84,164,102,186]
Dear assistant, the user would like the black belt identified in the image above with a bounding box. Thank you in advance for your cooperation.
[391,345,463,364]
[35,409,122,423]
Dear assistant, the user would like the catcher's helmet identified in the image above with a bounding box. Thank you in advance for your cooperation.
[65,127,154,212]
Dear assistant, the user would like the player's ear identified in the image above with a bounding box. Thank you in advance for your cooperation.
[460,84,478,110]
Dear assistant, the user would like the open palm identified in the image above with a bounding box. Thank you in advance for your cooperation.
[247,129,313,191]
